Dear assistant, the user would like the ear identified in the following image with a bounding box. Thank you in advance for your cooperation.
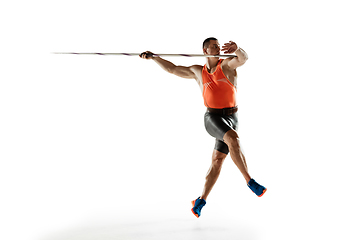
[203,47,208,55]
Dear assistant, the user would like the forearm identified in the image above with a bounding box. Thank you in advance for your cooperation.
[152,57,176,74]
[140,51,195,79]
[234,47,248,62]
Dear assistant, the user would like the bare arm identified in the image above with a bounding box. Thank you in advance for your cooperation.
[221,41,248,69]
[140,51,196,79]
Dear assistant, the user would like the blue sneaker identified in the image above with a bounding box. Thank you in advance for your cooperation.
[191,197,206,218]
[248,179,267,197]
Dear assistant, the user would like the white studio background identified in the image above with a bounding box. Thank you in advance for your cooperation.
[1,0,359,240]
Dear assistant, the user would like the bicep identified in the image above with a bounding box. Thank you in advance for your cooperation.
[172,66,196,79]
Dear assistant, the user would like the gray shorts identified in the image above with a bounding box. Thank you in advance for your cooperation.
[204,111,238,154]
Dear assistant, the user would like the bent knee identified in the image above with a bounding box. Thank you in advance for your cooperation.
[212,158,225,170]
[212,151,226,167]
[223,130,240,148]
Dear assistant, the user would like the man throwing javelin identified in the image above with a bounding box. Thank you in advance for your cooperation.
[140,37,266,218]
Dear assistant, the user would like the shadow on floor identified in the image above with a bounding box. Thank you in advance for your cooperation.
[40,217,258,240]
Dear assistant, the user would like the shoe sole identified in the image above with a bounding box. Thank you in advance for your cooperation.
[258,188,267,197]
[191,200,199,218]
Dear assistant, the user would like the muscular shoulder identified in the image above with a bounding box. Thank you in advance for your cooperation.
[221,57,235,67]
[190,65,203,74]
[189,65,204,84]
[220,58,236,72]
[220,59,237,86]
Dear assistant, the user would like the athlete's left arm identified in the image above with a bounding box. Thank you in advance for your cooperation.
[221,41,248,69]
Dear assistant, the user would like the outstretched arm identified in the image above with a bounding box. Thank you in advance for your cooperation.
[140,51,196,79]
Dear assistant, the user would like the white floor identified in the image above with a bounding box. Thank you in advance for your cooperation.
[40,216,259,240]
[27,185,359,240]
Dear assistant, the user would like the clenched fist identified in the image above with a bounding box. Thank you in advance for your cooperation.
[139,51,154,60]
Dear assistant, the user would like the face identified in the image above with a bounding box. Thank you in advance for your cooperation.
[203,40,220,55]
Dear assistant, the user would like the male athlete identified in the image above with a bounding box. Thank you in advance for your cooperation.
[140,38,266,218]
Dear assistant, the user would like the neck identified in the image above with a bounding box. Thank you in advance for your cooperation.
[206,57,220,69]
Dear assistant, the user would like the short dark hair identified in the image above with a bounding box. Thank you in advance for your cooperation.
[203,37,218,49]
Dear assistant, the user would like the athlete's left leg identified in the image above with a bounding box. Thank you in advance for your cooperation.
[223,129,267,197]
[223,129,251,183]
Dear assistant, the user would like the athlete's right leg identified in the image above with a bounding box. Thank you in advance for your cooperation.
[200,149,227,201]
[192,149,227,218]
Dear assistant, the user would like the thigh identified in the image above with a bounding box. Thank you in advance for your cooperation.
[212,148,228,160]
[204,112,233,140]
[214,139,229,155]
[227,112,239,131]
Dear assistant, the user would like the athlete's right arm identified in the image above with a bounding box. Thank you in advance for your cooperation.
[139,51,196,79]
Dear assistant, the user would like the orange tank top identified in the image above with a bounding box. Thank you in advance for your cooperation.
[202,59,237,109]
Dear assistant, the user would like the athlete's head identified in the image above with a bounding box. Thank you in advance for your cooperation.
[203,37,220,56]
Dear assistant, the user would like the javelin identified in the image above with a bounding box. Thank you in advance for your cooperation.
[53,52,237,58]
